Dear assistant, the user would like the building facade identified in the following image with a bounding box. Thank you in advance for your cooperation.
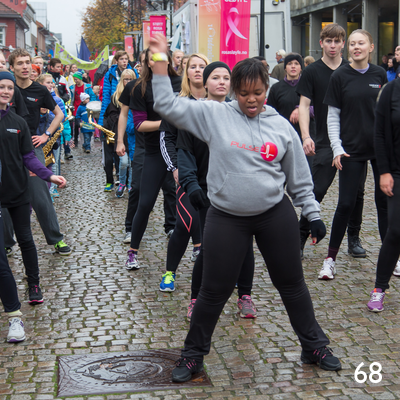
[291,0,400,64]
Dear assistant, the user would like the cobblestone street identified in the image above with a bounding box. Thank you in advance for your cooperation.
[2,140,400,400]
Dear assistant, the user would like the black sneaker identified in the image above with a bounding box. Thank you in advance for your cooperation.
[65,153,73,160]
[171,357,203,382]
[54,240,72,256]
[28,285,43,304]
[5,247,13,257]
[301,346,341,371]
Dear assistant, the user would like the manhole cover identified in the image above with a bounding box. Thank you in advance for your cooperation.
[57,349,212,396]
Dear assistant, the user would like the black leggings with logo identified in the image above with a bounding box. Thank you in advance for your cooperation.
[182,196,329,362]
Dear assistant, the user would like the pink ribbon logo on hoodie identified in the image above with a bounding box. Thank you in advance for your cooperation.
[220,0,251,69]
[260,142,278,162]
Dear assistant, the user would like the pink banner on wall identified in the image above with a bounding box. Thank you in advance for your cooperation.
[219,0,251,69]
[150,15,166,37]
[124,35,134,59]
[143,21,150,49]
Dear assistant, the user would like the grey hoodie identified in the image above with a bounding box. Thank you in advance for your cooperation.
[152,74,320,220]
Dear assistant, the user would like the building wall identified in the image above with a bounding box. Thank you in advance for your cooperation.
[0,17,16,47]
[3,0,27,16]
[15,21,24,48]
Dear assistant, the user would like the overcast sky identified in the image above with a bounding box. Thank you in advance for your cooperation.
[40,0,92,55]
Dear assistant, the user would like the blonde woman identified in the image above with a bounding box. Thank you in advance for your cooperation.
[102,68,136,195]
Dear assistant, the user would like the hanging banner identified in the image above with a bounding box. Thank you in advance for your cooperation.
[220,0,251,69]
[125,35,134,60]
[143,21,150,49]
[55,43,109,70]
[150,15,166,37]
[198,0,221,62]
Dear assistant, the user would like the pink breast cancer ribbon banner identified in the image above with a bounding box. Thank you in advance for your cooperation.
[220,0,251,69]
[150,15,166,37]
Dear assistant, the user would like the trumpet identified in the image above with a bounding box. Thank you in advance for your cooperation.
[43,124,64,167]
[88,112,115,145]
[86,100,115,145]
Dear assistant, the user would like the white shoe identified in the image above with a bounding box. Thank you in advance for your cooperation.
[393,260,400,277]
[7,318,26,343]
[123,232,131,244]
[318,258,336,280]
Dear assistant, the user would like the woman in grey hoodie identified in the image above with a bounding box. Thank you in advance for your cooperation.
[149,34,342,383]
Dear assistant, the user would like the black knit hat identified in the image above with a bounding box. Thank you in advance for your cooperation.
[284,53,304,70]
[0,71,15,83]
[203,62,231,85]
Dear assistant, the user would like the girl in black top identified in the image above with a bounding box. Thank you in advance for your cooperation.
[321,29,388,280]
[0,72,66,307]
[367,78,400,311]
[124,48,181,270]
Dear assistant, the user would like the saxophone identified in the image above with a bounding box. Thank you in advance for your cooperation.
[43,124,64,167]
[88,111,115,145]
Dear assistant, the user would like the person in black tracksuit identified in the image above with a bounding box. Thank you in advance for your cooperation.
[296,23,366,260]
[319,29,388,281]
[123,48,179,270]
[177,61,256,320]
[267,53,315,173]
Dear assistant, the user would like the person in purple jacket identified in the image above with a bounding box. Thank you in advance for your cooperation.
[0,71,66,305]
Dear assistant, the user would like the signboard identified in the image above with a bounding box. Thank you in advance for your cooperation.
[220,0,251,68]
[150,15,166,37]
[198,0,221,62]
[143,21,150,49]
[124,35,134,59]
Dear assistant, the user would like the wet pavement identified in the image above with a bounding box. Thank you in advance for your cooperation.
[2,140,400,399]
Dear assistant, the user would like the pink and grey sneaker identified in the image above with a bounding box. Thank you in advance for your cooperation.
[367,288,385,312]
[187,299,196,320]
[237,295,257,318]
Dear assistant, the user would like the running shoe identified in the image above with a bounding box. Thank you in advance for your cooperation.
[64,153,73,160]
[367,288,385,312]
[318,258,336,280]
[5,247,13,257]
[166,229,174,239]
[7,318,26,343]
[115,184,126,198]
[125,250,140,270]
[104,184,114,192]
[172,357,203,382]
[28,285,43,304]
[191,246,201,262]
[52,188,59,198]
[123,232,131,244]
[393,260,400,276]
[187,299,196,320]
[237,295,257,318]
[54,240,72,256]
[85,150,91,154]
[301,346,341,371]
[160,271,176,292]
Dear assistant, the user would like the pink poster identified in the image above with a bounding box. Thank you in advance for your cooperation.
[220,0,251,69]
[143,21,150,49]
[124,35,134,59]
[150,15,166,38]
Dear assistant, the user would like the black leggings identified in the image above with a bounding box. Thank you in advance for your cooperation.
[0,206,21,312]
[191,205,254,299]
[182,197,328,362]
[166,186,201,272]
[102,141,118,185]
[299,152,365,239]
[130,151,176,248]
[375,176,400,291]
[329,159,388,250]
[6,204,40,286]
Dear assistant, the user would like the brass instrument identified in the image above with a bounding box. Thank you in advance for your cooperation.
[86,101,115,145]
[43,124,64,167]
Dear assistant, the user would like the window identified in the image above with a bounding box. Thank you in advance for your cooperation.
[0,28,5,47]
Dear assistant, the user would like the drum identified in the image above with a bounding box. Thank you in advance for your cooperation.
[86,101,102,119]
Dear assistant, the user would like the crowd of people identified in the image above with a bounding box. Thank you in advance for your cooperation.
[0,23,400,385]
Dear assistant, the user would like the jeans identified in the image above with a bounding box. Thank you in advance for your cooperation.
[82,132,93,151]
[119,153,132,187]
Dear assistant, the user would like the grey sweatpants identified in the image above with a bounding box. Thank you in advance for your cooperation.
[3,145,63,247]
